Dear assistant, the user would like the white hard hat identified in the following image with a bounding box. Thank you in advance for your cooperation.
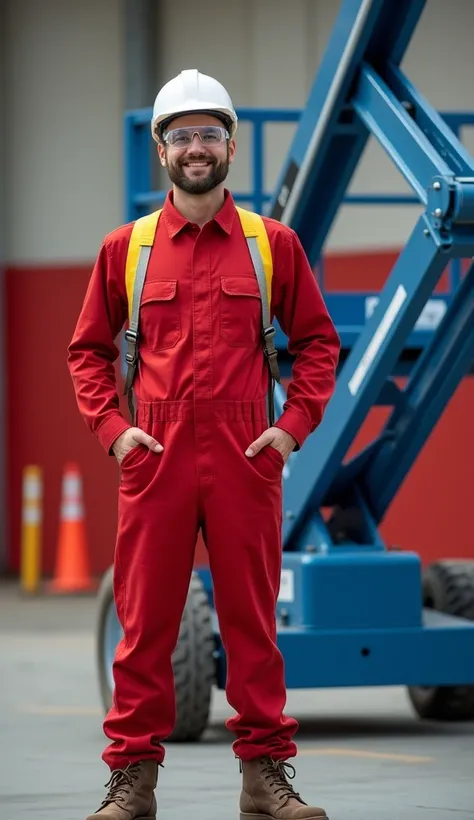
[151,69,238,143]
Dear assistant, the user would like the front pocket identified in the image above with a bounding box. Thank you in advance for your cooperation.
[220,276,262,347]
[249,444,284,483]
[139,279,181,352]
[120,443,149,471]
[265,444,285,469]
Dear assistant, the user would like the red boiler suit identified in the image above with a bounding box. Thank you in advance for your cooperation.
[68,189,340,769]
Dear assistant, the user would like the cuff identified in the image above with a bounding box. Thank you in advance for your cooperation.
[96,414,132,455]
[274,408,311,451]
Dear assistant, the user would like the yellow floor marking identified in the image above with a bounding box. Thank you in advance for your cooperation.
[18,704,102,716]
[299,747,434,763]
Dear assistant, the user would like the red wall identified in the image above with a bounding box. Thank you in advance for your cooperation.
[4,252,473,579]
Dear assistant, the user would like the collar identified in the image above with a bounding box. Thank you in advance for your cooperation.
[161,189,236,238]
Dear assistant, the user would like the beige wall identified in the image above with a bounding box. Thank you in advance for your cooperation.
[4,0,123,264]
[4,0,474,262]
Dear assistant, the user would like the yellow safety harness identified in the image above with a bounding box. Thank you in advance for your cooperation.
[123,206,281,424]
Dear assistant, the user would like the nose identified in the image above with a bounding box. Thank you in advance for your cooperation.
[187,132,206,151]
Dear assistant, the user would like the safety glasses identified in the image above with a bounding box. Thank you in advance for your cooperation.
[163,125,230,148]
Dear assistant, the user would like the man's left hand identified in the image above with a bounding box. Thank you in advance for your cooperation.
[245,427,297,464]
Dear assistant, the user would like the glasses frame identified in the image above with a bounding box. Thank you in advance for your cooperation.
[162,125,230,148]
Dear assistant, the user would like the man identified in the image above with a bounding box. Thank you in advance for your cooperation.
[68,69,340,820]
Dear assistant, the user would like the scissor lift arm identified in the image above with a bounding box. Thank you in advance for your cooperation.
[258,0,474,703]
[269,0,474,550]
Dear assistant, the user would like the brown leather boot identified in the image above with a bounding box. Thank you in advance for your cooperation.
[85,760,159,819]
[239,757,328,819]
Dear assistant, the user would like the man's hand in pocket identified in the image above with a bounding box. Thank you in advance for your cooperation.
[112,428,163,466]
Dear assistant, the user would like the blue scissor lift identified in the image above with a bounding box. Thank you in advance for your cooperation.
[97,0,474,739]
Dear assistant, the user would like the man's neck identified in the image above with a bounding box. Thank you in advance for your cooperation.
[172,186,225,227]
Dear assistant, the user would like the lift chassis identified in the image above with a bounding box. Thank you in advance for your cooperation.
[96,0,474,739]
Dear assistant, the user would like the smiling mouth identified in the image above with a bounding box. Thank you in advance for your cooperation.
[182,160,213,168]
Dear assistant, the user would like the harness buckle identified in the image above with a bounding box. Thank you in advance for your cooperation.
[124,329,138,343]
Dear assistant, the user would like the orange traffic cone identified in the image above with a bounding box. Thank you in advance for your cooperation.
[49,462,95,593]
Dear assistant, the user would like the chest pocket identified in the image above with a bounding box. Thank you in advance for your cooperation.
[139,279,181,352]
[220,275,262,347]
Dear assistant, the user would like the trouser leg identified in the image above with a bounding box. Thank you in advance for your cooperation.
[202,410,298,761]
[102,418,198,768]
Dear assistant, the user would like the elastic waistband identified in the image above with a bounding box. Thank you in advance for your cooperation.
[136,398,268,424]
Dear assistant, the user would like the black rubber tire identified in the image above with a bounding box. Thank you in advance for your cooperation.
[96,567,215,741]
[96,565,115,714]
[407,560,474,721]
[171,572,216,741]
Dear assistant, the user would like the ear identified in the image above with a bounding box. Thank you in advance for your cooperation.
[228,138,236,165]
[157,142,167,167]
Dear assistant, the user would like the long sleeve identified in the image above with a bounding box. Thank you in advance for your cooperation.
[272,227,340,449]
[67,237,132,454]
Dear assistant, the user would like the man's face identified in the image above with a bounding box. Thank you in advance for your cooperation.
[158,113,236,195]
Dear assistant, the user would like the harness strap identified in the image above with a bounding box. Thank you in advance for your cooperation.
[236,207,281,426]
[123,209,162,420]
[123,206,279,426]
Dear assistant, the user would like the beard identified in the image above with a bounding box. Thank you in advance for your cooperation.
[165,148,230,195]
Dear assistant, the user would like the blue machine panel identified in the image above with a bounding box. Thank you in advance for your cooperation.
[278,609,474,689]
[276,551,422,630]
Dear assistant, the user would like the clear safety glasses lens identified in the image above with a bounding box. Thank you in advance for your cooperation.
[164,125,229,147]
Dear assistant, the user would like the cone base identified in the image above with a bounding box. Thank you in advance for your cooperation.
[46,577,98,595]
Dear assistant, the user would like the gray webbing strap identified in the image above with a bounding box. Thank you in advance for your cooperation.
[123,245,152,421]
[246,236,281,426]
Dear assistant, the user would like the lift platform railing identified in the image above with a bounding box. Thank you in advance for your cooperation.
[125,106,474,351]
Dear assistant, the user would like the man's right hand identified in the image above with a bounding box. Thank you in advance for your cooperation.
[112,427,163,465]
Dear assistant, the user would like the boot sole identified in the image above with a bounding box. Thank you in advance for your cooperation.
[87,816,155,820]
[240,814,328,820]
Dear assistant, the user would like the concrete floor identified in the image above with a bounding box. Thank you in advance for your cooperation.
[1,581,473,820]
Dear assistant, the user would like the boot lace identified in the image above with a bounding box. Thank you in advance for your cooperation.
[101,763,141,807]
[261,759,302,802]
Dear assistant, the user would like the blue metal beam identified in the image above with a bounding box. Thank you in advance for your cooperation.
[352,64,453,202]
[124,115,152,223]
[363,260,474,519]
[281,216,453,546]
[268,0,427,262]
[385,65,474,180]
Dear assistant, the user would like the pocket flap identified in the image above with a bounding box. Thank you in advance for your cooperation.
[141,279,177,304]
[221,276,261,299]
